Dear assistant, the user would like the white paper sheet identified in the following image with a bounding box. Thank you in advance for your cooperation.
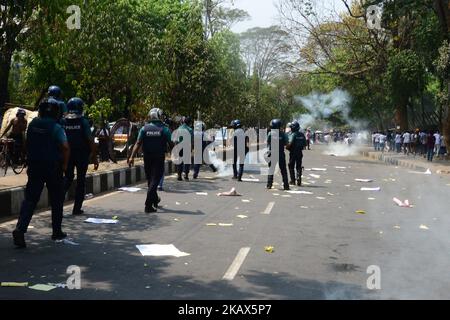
[360,187,381,191]
[119,187,142,192]
[85,218,118,224]
[136,244,190,257]
[287,191,314,195]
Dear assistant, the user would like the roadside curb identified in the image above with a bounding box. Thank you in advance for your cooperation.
[0,160,175,218]
[360,151,450,175]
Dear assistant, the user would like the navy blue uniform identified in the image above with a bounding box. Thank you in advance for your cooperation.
[193,131,216,178]
[267,130,289,189]
[288,131,306,185]
[233,128,249,180]
[16,117,67,235]
[138,120,171,209]
[62,117,92,214]
[176,124,193,179]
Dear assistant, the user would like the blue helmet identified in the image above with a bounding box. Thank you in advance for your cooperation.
[39,98,60,119]
[181,116,192,126]
[270,119,282,130]
[231,119,242,129]
[48,85,62,99]
[67,97,84,115]
[290,121,300,132]
[16,108,26,117]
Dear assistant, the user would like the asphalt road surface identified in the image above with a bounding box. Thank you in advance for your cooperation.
[1,145,450,300]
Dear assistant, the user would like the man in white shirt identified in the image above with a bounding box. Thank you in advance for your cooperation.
[434,131,441,156]
[395,132,402,153]
[378,133,387,152]
[402,131,411,155]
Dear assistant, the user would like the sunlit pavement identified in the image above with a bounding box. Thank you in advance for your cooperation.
[1,145,450,300]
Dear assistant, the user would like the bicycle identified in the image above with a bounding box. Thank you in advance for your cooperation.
[0,138,27,176]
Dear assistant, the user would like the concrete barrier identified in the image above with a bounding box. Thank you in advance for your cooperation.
[0,160,175,218]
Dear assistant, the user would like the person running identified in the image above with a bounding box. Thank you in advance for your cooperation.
[402,131,411,155]
[434,131,441,157]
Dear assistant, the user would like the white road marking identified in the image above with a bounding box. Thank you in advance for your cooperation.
[262,202,275,215]
[223,247,251,281]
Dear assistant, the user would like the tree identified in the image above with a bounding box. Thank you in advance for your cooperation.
[203,0,249,39]
[0,0,70,115]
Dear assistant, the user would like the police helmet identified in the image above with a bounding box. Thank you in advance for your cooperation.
[290,121,300,132]
[67,97,84,116]
[181,116,192,126]
[39,98,60,119]
[270,119,282,130]
[195,121,206,131]
[48,85,62,99]
[16,109,26,117]
[231,119,242,129]
[149,108,163,120]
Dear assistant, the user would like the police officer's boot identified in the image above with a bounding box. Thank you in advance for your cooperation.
[177,174,183,181]
[51,231,67,241]
[12,229,26,248]
[297,170,302,186]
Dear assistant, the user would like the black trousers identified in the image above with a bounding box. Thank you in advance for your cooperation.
[144,156,165,208]
[267,153,289,188]
[64,150,89,214]
[289,152,303,182]
[16,163,64,234]
[233,151,247,178]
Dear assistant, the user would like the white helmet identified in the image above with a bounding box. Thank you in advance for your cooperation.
[148,108,163,120]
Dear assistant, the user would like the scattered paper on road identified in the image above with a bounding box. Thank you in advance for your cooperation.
[242,199,251,203]
[316,197,326,200]
[335,166,347,169]
[218,223,233,227]
[356,210,366,215]
[368,198,376,201]
[282,195,292,198]
[55,239,80,246]
[241,178,260,182]
[409,169,432,175]
[419,225,429,230]
[85,218,118,224]
[355,179,374,183]
[394,226,401,230]
[217,188,241,196]
[136,244,190,257]
[311,168,327,171]
[393,198,413,208]
[287,191,313,195]
[119,187,142,192]
[265,246,274,253]
[236,215,248,219]
[206,223,217,226]
[29,284,57,292]
[324,180,333,184]
[361,187,381,191]
[309,174,321,179]
[1,282,28,287]
[196,192,208,196]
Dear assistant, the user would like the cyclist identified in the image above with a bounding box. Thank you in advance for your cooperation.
[0,108,28,163]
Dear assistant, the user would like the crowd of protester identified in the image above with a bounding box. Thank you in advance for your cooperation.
[372,130,447,162]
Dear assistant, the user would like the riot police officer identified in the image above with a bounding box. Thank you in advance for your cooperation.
[193,121,217,179]
[62,98,99,215]
[128,108,172,213]
[48,85,68,120]
[287,121,306,186]
[12,98,70,248]
[176,116,194,181]
[231,119,248,181]
[267,119,290,190]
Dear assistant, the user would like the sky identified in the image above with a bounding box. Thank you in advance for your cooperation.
[231,0,349,33]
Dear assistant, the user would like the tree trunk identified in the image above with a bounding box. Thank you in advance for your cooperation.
[0,54,12,117]
[444,81,450,153]
[395,98,409,131]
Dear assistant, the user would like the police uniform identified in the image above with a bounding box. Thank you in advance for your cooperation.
[62,115,92,215]
[193,125,217,179]
[176,123,193,180]
[14,107,68,243]
[138,120,172,211]
[267,124,289,190]
[288,130,306,186]
[231,120,248,181]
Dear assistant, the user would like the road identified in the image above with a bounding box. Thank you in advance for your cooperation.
[1,145,450,300]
